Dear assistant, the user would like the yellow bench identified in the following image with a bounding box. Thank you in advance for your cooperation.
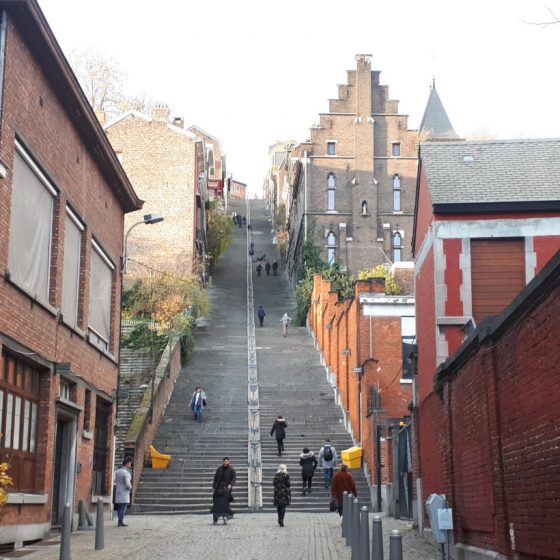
[150,445,171,469]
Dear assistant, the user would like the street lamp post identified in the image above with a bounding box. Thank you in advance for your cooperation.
[121,213,164,274]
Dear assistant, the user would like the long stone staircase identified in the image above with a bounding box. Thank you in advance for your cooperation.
[132,199,371,515]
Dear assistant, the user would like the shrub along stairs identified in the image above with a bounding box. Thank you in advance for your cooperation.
[132,199,371,515]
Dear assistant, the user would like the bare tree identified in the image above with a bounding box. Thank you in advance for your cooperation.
[524,2,560,26]
[69,48,125,112]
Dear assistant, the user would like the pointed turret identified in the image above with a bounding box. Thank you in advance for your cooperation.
[420,80,461,140]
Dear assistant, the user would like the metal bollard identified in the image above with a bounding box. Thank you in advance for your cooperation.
[372,515,384,560]
[59,503,71,560]
[345,493,354,546]
[389,529,403,560]
[94,498,104,550]
[351,498,360,560]
[341,491,349,538]
[359,506,370,560]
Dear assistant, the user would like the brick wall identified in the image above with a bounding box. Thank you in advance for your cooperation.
[423,252,560,559]
[310,275,412,496]
[0,17,131,539]
[106,112,199,278]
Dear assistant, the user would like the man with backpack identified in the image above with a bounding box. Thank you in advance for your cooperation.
[318,438,338,488]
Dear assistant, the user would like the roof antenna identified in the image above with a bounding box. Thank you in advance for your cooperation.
[431,76,436,91]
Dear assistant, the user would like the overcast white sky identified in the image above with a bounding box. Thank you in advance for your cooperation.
[40,0,560,196]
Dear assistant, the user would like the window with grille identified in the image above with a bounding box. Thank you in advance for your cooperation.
[0,353,41,492]
[92,399,110,495]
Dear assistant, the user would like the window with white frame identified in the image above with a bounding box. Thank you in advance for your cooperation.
[327,231,336,265]
[327,142,336,156]
[61,207,84,328]
[88,240,114,349]
[8,142,57,304]
[393,174,401,212]
[392,142,401,157]
[327,173,336,211]
[393,232,403,262]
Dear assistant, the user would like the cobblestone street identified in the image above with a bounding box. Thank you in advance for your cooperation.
[13,513,439,560]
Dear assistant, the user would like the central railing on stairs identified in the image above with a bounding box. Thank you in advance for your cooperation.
[246,198,263,509]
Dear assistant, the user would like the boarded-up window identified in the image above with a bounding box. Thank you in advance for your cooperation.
[8,145,56,303]
[88,241,114,347]
[471,238,525,324]
[61,209,83,328]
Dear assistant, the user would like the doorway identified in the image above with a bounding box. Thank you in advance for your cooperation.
[51,407,78,527]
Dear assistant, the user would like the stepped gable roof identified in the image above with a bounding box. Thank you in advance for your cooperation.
[419,81,461,140]
[420,138,560,213]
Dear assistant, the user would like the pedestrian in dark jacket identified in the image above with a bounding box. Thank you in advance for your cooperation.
[270,415,288,456]
[273,464,291,527]
[272,260,279,276]
[213,457,237,492]
[265,262,271,276]
[257,305,266,327]
[331,464,358,516]
[212,481,233,525]
[256,263,262,277]
[299,447,318,495]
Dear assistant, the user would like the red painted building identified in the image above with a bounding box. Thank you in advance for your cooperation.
[0,0,141,548]
[309,274,414,516]
[413,137,560,555]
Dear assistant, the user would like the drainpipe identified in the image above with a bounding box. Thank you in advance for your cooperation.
[303,150,309,242]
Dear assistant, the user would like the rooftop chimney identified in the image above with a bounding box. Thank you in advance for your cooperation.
[172,116,184,129]
[152,104,170,123]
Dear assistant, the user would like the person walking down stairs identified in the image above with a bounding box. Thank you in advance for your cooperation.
[318,438,338,488]
[270,415,288,456]
[273,464,291,527]
[257,305,266,327]
[189,387,206,423]
[212,482,233,525]
[299,447,318,495]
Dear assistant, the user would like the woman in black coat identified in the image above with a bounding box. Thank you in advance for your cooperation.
[299,447,318,495]
[270,415,288,456]
[212,482,233,525]
[273,464,291,527]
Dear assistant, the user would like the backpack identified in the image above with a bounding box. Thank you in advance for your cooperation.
[323,445,333,461]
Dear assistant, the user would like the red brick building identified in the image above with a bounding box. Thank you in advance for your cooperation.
[431,250,560,560]
[413,138,560,554]
[0,0,141,547]
[309,275,414,515]
[230,179,247,200]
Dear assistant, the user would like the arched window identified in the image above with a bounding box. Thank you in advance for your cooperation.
[327,231,336,265]
[327,173,335,210]
[393,175,401,212]
[393,232,402,262]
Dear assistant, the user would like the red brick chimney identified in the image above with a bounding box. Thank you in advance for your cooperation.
[152,104,170,123]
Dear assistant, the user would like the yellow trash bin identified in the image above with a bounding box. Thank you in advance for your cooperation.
[150,445,171,469]
[341,446,362,469]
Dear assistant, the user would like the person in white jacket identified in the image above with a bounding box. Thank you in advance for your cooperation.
[114,457,133,526]
[318,439,338,488]
[280,313,292,337]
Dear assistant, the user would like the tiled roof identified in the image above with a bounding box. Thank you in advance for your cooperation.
[420,138,560,207]
[419,83,461,140]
